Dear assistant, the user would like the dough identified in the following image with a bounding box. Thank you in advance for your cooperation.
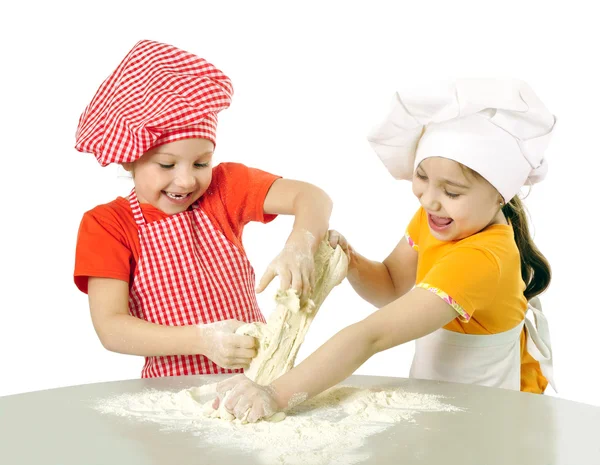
[237,241,348,385]
[204,240,348,422]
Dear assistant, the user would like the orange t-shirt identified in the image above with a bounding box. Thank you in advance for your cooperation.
[74,162,280,294]
[406,207,548,393]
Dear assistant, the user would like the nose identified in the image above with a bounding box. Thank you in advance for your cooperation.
[419,185,441,211]
[174,168,197,190]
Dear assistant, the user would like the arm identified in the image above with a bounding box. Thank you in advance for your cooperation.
[88,277,256,367]
[217,287,457,420]
[344,236,418,308]
[88,277,202,356]
[257,179,333,298]
[262,178,332,255]
[269,287,456,407]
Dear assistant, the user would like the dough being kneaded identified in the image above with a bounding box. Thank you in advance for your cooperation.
[204,240,348,422]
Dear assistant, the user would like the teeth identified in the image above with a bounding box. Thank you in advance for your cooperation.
[165,192,190,199]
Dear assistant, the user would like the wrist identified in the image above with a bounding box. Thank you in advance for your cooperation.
[346,246,359,271]
[193,324,209,355]
[268,383,292,410]
[345,249,366,286]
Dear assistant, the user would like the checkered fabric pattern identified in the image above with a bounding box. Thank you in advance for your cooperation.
[127,189,266,377]
[75,40,233,166]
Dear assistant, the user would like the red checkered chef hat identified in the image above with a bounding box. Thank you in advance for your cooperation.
[75,40,233,166]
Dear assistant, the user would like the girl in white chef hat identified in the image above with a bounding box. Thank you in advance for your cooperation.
[214,79,557,423]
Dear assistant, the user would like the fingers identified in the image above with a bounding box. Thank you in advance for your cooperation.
[277,269,292,291]
[247,402,266,424]
[327,229,339,247]
[209,333,258,369]
[223,392,238,413]
[328,229,348,252]
[301,272,311,303]
[223,381,251,414]
[220,332,256,350]
[308,265,316,292]
[235,346,257,359]
[216,374,246,395]
[290,268,302,296]
[214,377,278,423]
[256,267,276,294]
[282,264,315,303]
[215,355,255,370]
[227,348,256,364]
[233,334,257,350]
[223,360,252,370]
[296,259,314,303]
[232,396,252,419]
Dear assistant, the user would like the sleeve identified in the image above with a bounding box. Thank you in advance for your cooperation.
[214,162,281,226]
[416,246,501,322]
[405,207,424,251]
[73,209,133,294]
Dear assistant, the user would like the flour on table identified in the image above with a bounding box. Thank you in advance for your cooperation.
[94,384,463,465]
[93,241,462,464]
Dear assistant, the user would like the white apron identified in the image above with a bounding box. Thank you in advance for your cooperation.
[410,297,556,391]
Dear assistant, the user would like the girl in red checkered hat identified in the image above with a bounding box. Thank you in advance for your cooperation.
[73,40,332,378]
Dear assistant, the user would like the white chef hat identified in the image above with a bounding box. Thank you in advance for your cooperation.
[367,79,557,201]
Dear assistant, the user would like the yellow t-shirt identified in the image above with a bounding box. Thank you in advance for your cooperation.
[406,207,548,393]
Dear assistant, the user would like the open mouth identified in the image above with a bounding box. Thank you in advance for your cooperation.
[428,213,453,231]
[163,191,193,203]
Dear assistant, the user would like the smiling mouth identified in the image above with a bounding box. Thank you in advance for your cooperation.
[427,213,454,232]
[430,214,453,227]
[164,192,191,199]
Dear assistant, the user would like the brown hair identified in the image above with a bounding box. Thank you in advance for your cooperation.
[501,196,551,300]
[461,165,551,300]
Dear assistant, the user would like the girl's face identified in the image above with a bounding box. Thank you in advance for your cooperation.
[124,138,214,215]
[412,157,507,241]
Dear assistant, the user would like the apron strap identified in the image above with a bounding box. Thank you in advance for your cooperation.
[128,188,146,226]
[525,297,557,392]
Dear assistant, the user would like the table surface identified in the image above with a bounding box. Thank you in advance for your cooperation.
[1,374,599,465]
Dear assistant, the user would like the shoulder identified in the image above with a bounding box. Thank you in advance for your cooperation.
[83,197,132,224]
[212,162,278,180]
[448,244,501,274]
[211,162,250,181]
[84,197,129,219]
[208,162,279,197]
[206,163,248,194]
[455,225,517,267]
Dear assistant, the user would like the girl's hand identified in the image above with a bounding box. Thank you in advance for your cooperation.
[213,374,280,423]
[256,231,316,303]
[327,230,355,265]
[197,320,257,369]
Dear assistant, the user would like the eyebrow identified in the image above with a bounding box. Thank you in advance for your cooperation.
[442,178,470,189]
[417,168,470,189]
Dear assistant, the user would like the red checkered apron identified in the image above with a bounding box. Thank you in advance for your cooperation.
[127,188,266,377]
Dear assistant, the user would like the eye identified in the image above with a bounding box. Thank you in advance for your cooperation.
[415,172,427,180]
[194,162,210,168]
[445,191,460,199]
[158,163,174,169]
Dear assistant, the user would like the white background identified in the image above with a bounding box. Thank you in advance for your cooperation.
[1,1,599,407]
